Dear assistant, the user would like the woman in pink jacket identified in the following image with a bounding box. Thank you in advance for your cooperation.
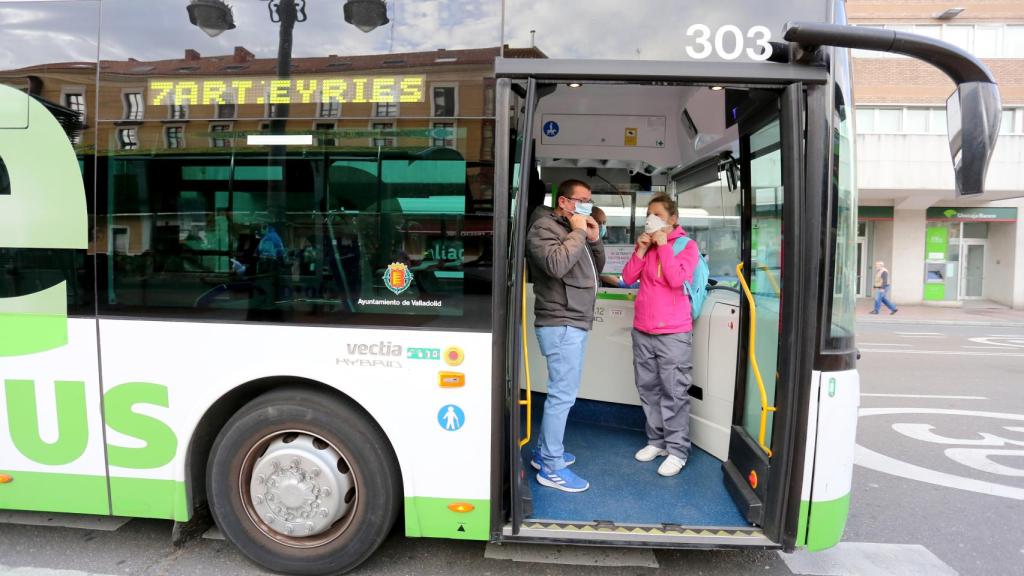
[620,194,700,477]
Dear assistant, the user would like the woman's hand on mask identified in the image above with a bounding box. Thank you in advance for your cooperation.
[636,233,652,257]
[651,230,668,246]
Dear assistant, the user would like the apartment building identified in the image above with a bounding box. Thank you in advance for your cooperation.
[848,0,1024,308]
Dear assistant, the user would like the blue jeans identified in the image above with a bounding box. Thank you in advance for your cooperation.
[535,325,589,471]
[873,287,897,313]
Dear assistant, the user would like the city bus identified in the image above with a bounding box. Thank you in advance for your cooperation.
[0,0,1000,574]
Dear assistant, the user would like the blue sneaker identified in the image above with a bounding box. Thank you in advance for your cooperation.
[536,465,590,493]
[530,450,576,471]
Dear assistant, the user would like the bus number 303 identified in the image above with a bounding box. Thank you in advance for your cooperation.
[685,24,773,61]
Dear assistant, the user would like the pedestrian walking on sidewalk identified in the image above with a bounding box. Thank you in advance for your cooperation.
[871,260,898,315]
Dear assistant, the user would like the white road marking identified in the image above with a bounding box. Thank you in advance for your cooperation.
[861,393,987,400]
[860,349,1024,357]
[485,542,659,568]
[0,512,130,531]
[780,543,957,576]
[962,346,1012,349]
[0,565,121,576]
[968,336,1024,349]
[857,342,912,347]
[896,331,943,336]
[856,408,1024,500]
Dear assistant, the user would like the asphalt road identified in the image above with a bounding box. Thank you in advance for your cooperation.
[1,321,1021,575]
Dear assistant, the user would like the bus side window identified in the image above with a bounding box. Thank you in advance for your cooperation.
[0,155,9,195]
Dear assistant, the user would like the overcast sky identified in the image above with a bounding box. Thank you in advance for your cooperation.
[0,0,826,70]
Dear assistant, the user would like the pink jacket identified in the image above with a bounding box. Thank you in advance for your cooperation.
[620,226,699,334]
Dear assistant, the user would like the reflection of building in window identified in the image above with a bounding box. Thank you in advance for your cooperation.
[124,92,144,120]
[432,122,455,148]
[315,122,336,146]
[118,127,138,150]
[433,85,456,117]
[165,126,185,149]
[372,122,395,147]
[216,98,236,119]
[169,102,188,120]
[319,101,340,118]
[481,121,495,161]
[210,123,231,148]
[374,102,397,117]
[65,93,85,121]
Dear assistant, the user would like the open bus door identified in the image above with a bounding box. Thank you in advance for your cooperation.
[494,60,821,547]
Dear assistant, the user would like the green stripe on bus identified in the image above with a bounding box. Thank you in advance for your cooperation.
[109,477,190,521]
[0,283,69,357]
[806,494,850,551]
[597,292,636,301]
[796,499,809,546]
[403,496,489,541]
[0,470,108,515]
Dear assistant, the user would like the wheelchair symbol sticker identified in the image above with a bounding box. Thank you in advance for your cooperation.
[439,404,465,431]
[543,121,559,138]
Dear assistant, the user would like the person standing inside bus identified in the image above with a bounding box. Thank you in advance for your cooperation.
[526,179,604,493]
[620,194,699,477]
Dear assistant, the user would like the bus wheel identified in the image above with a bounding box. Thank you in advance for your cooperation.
[207,389,400,576]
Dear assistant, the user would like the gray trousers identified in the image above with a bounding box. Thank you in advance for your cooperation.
[631,329,693,459]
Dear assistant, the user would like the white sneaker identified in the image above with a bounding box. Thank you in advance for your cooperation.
[634,445,669,462]
[657,454,687,477]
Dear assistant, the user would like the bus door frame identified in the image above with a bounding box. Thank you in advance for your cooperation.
[491,59,828,544]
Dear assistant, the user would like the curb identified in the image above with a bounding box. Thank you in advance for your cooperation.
[857,317,1024,327]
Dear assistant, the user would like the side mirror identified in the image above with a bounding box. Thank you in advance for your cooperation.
[783,22,1002,197]
[946,82,1001,196]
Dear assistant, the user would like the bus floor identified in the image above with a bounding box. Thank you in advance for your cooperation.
[521,395,749,528]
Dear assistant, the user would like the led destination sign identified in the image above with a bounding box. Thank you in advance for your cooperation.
[148,75,425,106]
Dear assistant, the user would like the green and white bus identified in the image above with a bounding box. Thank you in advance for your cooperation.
[0,0,1000,574]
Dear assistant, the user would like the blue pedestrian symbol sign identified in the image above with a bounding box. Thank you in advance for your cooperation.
[438,404,465,432]
[543,121,560,138]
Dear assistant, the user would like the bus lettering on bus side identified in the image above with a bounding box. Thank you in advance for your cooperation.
[3,380,177,469]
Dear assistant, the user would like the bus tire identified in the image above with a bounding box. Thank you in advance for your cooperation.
[207,388,401,575]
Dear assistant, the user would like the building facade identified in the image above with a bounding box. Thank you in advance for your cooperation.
[848,0,1024,308]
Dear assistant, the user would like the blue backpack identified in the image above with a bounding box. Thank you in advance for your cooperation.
[672,236,710,318]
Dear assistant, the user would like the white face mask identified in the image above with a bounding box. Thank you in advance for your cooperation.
[644,214,668,234]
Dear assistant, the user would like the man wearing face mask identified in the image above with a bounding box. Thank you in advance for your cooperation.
[525,179,605,493]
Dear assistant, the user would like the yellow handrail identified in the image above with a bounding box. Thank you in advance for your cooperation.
[736,262,777,457]
[518,267,532,448]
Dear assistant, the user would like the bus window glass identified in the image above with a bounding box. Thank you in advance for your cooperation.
[676,171,742,287]
[827,43,858,346]
[0,0,98,316]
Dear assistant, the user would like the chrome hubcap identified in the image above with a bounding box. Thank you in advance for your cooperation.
[248,434,353,538]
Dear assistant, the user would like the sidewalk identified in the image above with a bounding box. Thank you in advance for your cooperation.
[856,299,1024,327]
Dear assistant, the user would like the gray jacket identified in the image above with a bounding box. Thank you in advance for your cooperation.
[525,206,606,330]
